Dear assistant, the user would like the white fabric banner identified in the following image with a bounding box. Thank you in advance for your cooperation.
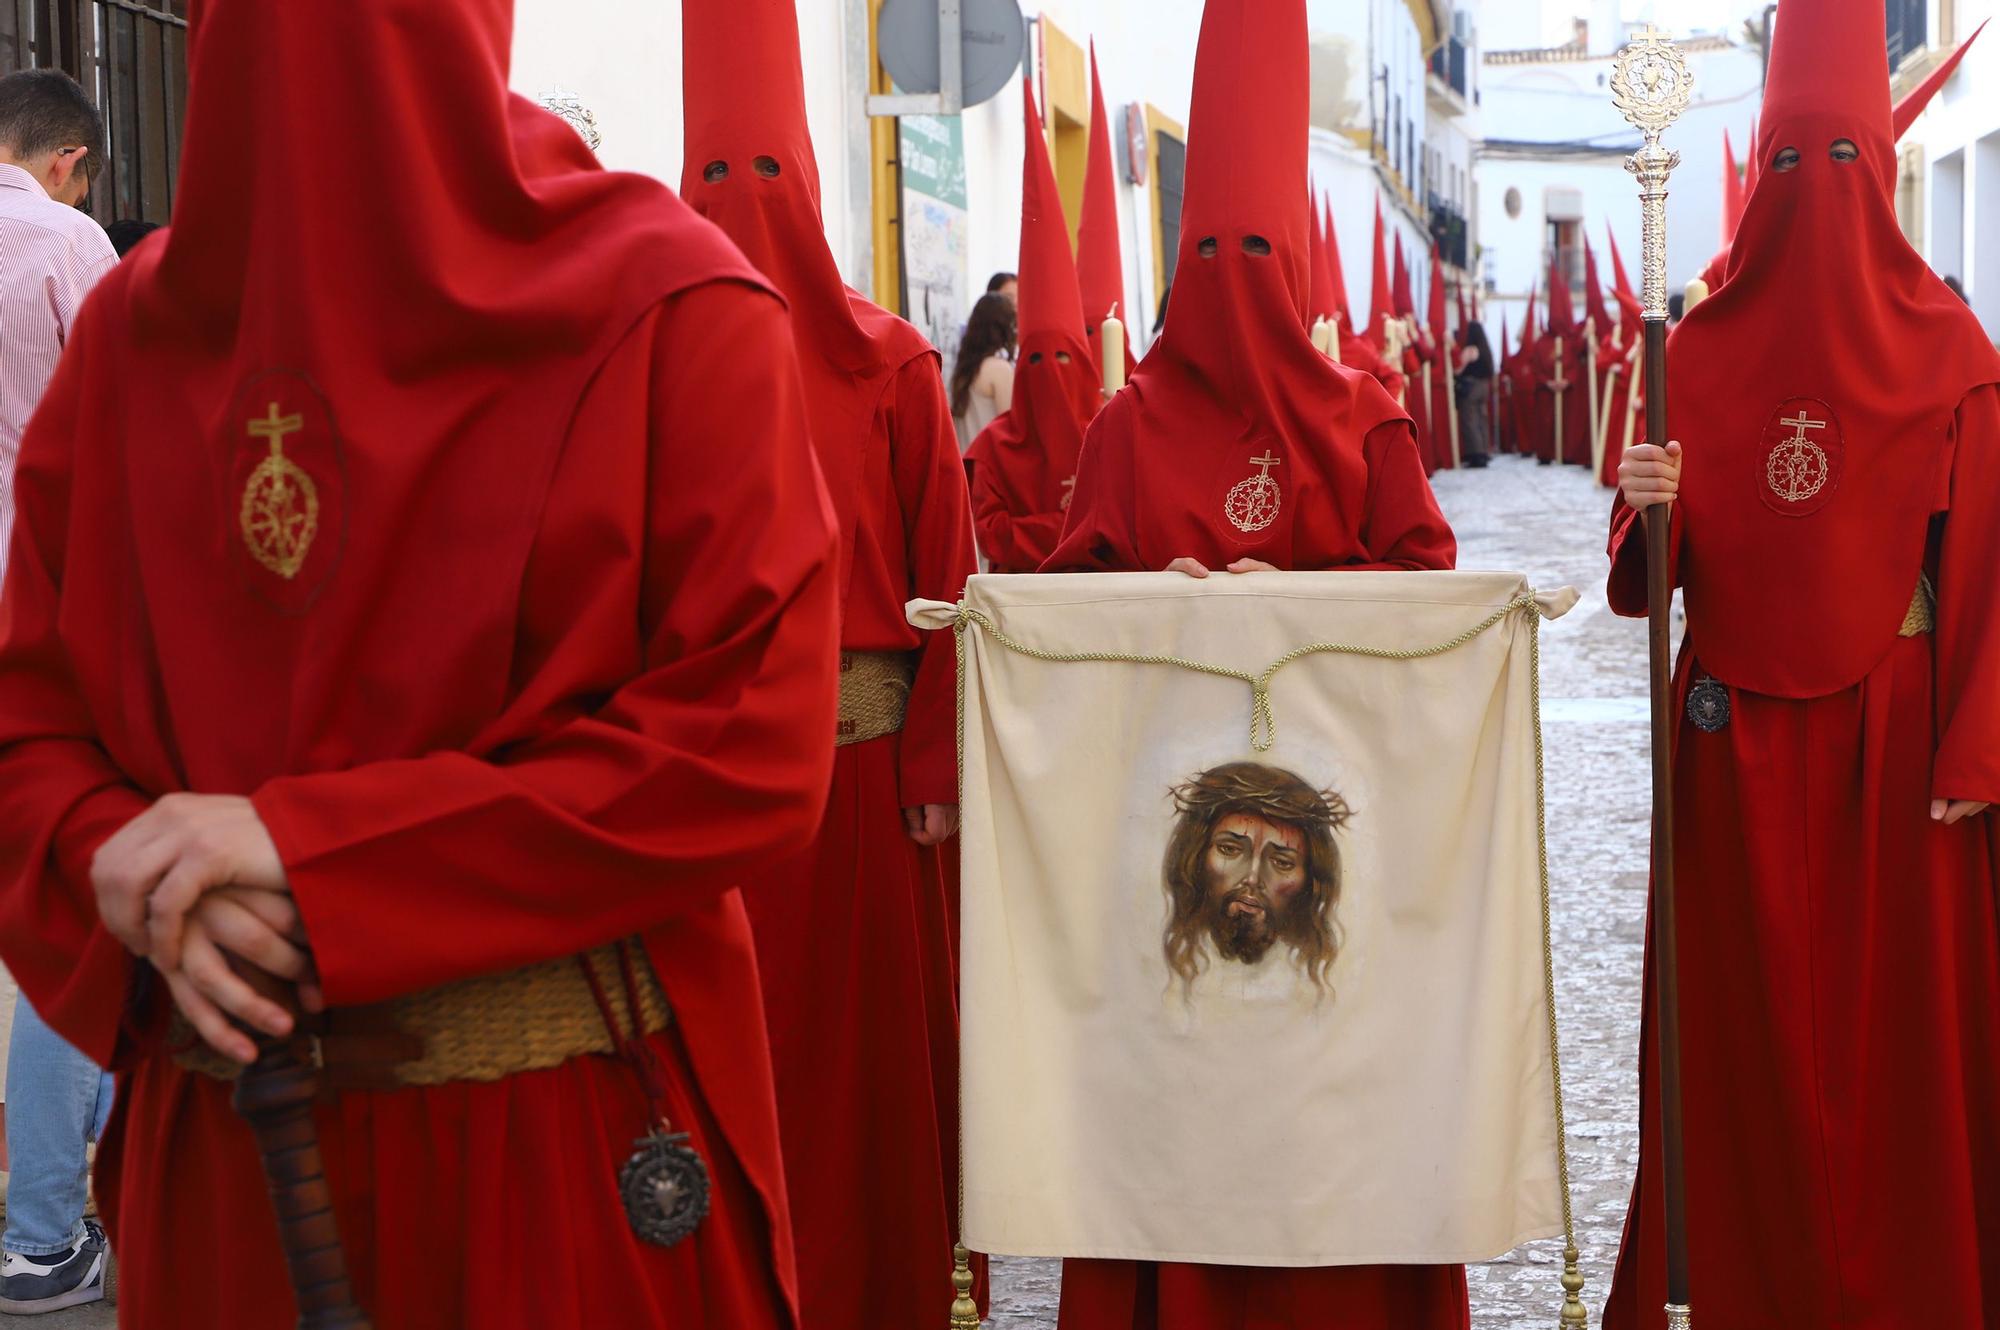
[913,571,1579,1267]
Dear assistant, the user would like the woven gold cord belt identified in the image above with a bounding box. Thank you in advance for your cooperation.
[837,650,915,747]
[937,589,1591,1325]
[1900,575,1937,637]
[947,592,1552,752]
[172,942,670,1091]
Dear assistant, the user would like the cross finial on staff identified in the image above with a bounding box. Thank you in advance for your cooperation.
[1612,29,1693,321]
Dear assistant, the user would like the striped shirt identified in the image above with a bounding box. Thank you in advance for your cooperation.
[0,162,116,577]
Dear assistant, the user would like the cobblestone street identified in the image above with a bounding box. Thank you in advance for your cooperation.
[987,455,1652,1329]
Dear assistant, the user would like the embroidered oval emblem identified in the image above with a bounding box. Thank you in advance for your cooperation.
[1758,397,1842,518]
[1223,449,1284,534]
[240,404,319,579]
[227,371,345,613]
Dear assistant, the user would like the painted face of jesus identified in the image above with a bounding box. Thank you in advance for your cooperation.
[1203,813,1307,964]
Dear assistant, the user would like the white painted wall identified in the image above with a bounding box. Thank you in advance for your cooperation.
[1905,0,2000,336]
[510,0,865,292]
[1934,149,1967,282]
[1974,133,2000,334]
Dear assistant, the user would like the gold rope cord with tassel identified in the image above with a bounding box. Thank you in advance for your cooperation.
[1899,575,1936,638]
[941,589,1588,1326]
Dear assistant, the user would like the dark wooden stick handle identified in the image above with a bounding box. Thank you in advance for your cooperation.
[231,989,372,1329]
[1642,317,1692,1311]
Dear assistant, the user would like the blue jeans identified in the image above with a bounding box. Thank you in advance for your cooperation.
[4,996,114,1257]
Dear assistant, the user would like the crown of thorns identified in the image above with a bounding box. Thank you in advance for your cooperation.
[1170,765,1352,833]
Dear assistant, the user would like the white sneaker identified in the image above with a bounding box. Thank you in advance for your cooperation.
[0,1220,107,1315]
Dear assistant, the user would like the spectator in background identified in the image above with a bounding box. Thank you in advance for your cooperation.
[1667,291,1686,327]
[986,270,1018,305]
[952,291,1016,449]
[1455,321,1496,469]
[1945,274,1970,304]
[0,67,116,1321]
[104,218,159,257]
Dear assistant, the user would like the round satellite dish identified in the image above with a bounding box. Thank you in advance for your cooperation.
[878,0,1027,109]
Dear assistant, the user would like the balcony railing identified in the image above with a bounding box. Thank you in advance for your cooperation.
[1428,35,1470,101]
[1886,0,1925,69]
[1428,196,1471,271]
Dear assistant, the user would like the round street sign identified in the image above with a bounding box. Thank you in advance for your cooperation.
[878,0,1027,109]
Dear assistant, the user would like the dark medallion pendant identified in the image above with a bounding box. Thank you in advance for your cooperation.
[619,1129,711,1248]
[1686,677,1731,734]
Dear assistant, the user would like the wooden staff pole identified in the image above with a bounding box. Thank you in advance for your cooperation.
[1622,342,1644,460]
[1613,27,1696,1329]
[1586,319,1604,478]
[1597,364,1622,481]
[1444,319,1462,468]
[233,971,372,1328]
[1550,335,1568,462]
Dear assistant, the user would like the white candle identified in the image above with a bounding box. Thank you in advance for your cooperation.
[1684,277,1710,311]
[1101,314,1126,397]
[1310,318,1334,357]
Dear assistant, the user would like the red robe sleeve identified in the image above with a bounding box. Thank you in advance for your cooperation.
[0,344,154,1068]
[1355,420,1457,570]
[1931,385,2000,804]
[254,285,843,1005]
[882,356,976,809]
[1606,493,1682,618]
[967,431,1068,574]
[1041,402,1142,574]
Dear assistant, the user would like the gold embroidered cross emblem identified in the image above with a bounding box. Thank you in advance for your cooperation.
[240,402,320,579]
[1765,408,1830,505]
[1225,451,1284,534]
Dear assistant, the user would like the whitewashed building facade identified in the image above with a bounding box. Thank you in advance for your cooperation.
[511,0,1477,366]
[1895,0,2000,338]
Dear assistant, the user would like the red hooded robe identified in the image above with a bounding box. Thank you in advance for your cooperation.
[1722,128,1746,242]
[1392,232,1437,471]
[1427,241,1457,471]
[1079,43,1138,384]
[1598,227,1645,487]
[1605,0,2000,1321]
[681,1,981,1326]
[1045,1,1460,1318]
[966,80,1102,574]
[1325,198,1400,394]
[0,0,847,1324]
[1581,239,1617,481]
[1537,254,1590,466]
[1367,199,1396,353]
[1893,20,1986,138]
[1308,193,1340,328]
[1506,287,1540,456]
